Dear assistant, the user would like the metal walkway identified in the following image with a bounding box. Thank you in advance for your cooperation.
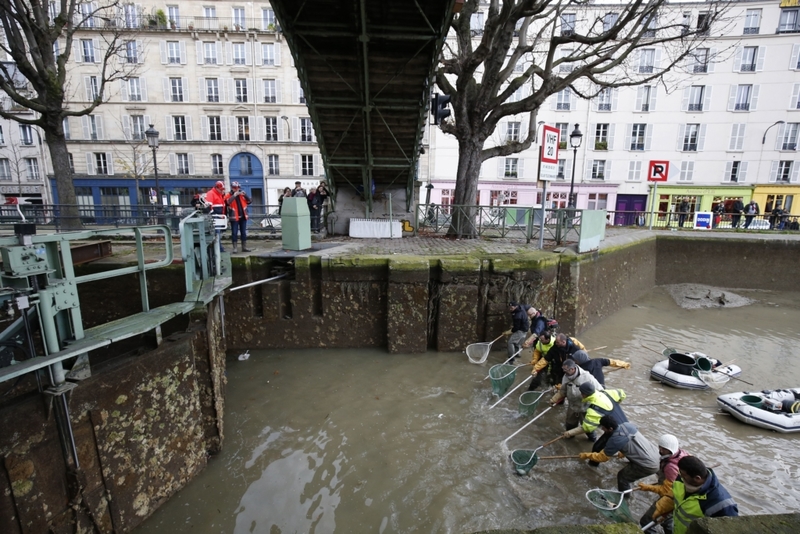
[270,0,454,211]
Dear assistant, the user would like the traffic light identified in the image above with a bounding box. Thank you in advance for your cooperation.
[431,93,451,125]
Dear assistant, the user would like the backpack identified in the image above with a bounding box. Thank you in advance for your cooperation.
[544,317,559,332]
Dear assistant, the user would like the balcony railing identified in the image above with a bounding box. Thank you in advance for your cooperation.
[687,103,703,111]
[693,65,708,73]
[77,15,280,33]
[734,103,750,111]
[556,103,570,110]
[743,27,759,35]
[740,64,756,72]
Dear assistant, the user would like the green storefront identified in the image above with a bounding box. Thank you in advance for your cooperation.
[647,184,753,215]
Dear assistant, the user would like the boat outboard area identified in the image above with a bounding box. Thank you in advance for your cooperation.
[717,389,800,433]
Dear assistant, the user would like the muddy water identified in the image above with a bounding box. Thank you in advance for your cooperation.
[136,287,800,533]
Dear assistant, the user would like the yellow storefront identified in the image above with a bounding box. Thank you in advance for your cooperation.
[752,184,800,215]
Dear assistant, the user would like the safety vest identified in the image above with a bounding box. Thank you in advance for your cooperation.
[672,479,706,534]
[226,193,250,221]
[581,389,627,433]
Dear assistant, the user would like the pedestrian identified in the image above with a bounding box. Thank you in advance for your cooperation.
[638,434,690,534]
[521,306,550,340]
[550,359,603,438]
[535,333,586,386]
[677,198,690,228]
[526,330,556,391]
[712,202,724,228]
[205,180,227,251]
[225,181,251,253]
[506,302,530,364]
[743,199,759,229]
[562,381,627,440]
[309,184,325,232]
[190,193,204,210]
[770,203,786,230]
[578,415,660,492]
[278,187,292,215]
[292,181,307,198]
[652,456,738,534]
[570,350,630,387]
[730,198,744,228]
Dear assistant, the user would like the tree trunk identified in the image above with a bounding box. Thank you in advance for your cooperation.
[447,138,483,237]
[44,120,82,230]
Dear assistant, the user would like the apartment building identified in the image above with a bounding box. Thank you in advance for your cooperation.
[32,1,324,212]
[0,116,49,204]
[426,1,800,222]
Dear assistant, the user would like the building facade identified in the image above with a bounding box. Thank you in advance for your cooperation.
[425,1,800,223]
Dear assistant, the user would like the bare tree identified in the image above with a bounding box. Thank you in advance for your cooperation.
[435,0,733,237]
[0,0,135,229]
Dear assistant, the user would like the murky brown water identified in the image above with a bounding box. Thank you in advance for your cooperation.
[136,287,800,533]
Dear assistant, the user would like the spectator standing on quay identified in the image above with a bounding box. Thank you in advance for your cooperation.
[730,198,744,228]
[225,182,251,253]
[292,181,307,198]
[743,199,760,229]
[309,185,325,232]
[677,198,690,228]
[278,187,292,215]
[712,202,724,229]
[205,180,227,252]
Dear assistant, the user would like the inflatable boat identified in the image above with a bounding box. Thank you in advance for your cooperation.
[717,389,800,433]
[650,351,741,390]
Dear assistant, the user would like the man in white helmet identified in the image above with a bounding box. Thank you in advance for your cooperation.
[637,434,690,534]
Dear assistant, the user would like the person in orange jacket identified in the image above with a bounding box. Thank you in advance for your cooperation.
[205,180,227,251]
[225,181,251,253]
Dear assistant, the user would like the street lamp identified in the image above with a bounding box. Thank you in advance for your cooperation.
[756,120,785,184]
[567,123,583,208]
[144,124,161,222]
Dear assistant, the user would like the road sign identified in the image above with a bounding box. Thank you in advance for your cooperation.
[539,125,560,181]
[694,212,713,230]
[648,160,669,182]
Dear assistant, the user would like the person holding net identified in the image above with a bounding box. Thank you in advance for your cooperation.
[637,434,690,534]
[505,302,529,364]
[549,359,602,440]
[578,415,660,493]
[571,350,631,387]
[525,331,556,391]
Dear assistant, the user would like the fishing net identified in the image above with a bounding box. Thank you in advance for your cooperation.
[489,364,517,396]
[518,390,547,417]
[585,488,635,523]
[510,449,540,475]
[466,344,491,364]
[661,347,678,358]
[696,370,730,390]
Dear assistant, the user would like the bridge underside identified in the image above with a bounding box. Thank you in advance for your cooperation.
[270,0,454,211]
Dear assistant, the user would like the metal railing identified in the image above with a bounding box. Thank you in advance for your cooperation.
[81,15,279,33]
[606,210,799,231]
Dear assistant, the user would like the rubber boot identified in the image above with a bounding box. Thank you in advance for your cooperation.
[232,243,238,253]
[241,240,252,252]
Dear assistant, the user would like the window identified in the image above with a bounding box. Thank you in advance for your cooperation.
[697,12,710,35]
[628,160,642,181]
[68,153,74,173]
[265,117,278,141]
[239,154,253,175]
[679,161,694,182]
[233,7,245,28]
[125,41,138,63]
[235,79,248,103]
[587,193,608,210]
[176,153,189,174]
[170,78,184,102]
[735,85,752,111]
[688,86,704,111]
[208,116,222,141]
[597,88,612,111]
[740,46,757,71]
[298,84,306,104]
[728,161,742,182]
[630,124,646,150]
[559,49,573,73]
[167,41,181,64]
[262,43,275,66]
[781,123,799,151]
[776,161,793,182]
[504,158,518,178]
[262,8,275,29]
[683,124,699,151]
[691,48,709,73]
[206,78,219,102]
[778,9,799,33]
[204,42,217,64]
[85,76,99,101]
[300,118,314,142]
[301,154,314,176]
[556,122,568,148]
[0,158,10,180]
[470,12,484,37]
[131,115,145,140]
[20,125,33,145]
[637,86,653,112]
[123,4,139,28]
[167,6,180,28]
[62,118,70,140]
[233,42,246,65]
[237,116,250,141]
[603,12,618,32]
[203,6,217,29]
[561,13,575,36]
[729,123,745,151]
[173,116,187,141]
[211,154,223,175]
[0,125,3,144]
[263,79,277,103]
[744,9,761,34]
[594,124,609,150]
[639,49,654,73]
[681,13,691,35]
[506,121,520,142]
[643,15,657,38]
[557,159,567,179]
[25,158,40,180]
[81,39,95,62]
[556,88,571,110]
[79,3,94,28]
[268,155,279,175]
[127,77,141,101]
[591,161,606,180]
[94,153,109,175]
[88,115,99,140]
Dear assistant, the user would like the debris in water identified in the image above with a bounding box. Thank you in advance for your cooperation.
[438,413,444,418]
[238,351,250,361]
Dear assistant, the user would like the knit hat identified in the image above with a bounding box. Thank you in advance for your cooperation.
[571,350,589,365]
[508,301,518,308]
[599,415,618,431]
[658,434,680,455]
[562,359,577,371]
[579,381,596,396]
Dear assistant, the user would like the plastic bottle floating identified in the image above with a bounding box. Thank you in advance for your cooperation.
[238,350,250,361]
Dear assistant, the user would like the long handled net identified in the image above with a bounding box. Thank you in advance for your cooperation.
[510,448,540,475]
[489,364,517,396]
[696,369,730,389]
[518,389,549,417]
[466,334,505,364]
[585,488,635,523]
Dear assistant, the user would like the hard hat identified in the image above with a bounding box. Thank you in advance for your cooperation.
[231,181,240,188]
[215,180,224,189]
[658,434,679,455]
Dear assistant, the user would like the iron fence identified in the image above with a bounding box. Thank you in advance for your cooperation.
[606,210,799,231]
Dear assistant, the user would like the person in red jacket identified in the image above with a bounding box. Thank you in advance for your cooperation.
[225,181,251,253]
[205,180,227,251]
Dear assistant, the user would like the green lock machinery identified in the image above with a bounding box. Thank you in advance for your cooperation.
[0,212,231,472]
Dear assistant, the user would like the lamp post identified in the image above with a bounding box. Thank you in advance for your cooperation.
[144,124,161,223]
[756,120,785,184]
[567,123,583,208]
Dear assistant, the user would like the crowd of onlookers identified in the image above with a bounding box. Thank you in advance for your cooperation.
[278,180,330,233]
